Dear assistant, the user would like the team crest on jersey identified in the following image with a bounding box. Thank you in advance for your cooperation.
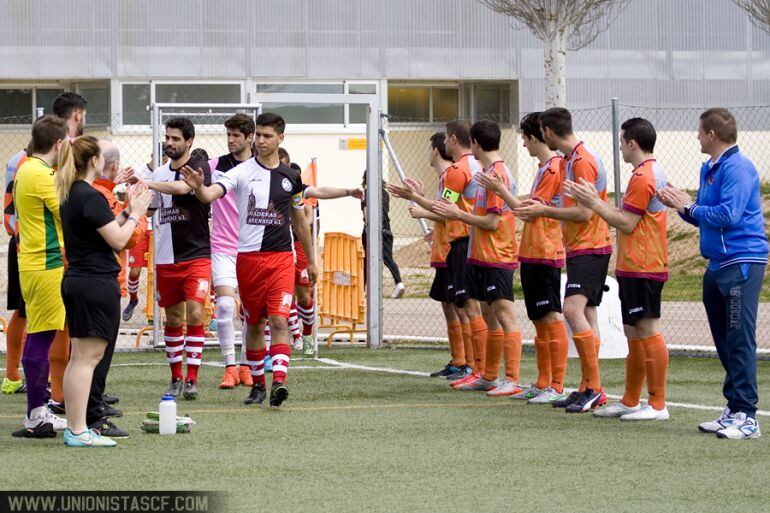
[281,178,292,192]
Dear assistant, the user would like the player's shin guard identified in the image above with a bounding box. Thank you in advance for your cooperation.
[127,274,140,302]
[270,344,291,383]
[622,338,645,407]
[246,348,267,386]
[216,296,236,367]
[642,334,668,410]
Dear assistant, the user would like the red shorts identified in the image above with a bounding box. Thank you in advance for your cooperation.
[156,258,211,308]
[294,240,310,287]
[127,232,150,268]
[237,251,295,324]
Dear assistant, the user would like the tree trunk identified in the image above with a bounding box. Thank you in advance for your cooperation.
[544,30,567,108]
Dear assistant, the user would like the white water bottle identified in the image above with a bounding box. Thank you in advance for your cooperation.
[159,394,177,435]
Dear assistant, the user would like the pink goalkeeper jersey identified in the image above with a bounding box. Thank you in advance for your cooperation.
[209,155,243,256]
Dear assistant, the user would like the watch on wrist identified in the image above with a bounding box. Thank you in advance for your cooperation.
[683,201,695,217]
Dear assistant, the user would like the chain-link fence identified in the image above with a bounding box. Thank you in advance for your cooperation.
[380,103,770,350]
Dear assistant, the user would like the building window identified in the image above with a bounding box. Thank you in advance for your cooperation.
[76,82,110,125]
[35,89,65,116]
[121,82,242,127]
[387,84,459,123]
[0,87,66,125]
[472,83,511,124]
[122,83,151,126]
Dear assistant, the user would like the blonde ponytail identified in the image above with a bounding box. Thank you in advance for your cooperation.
[55,135,100,204]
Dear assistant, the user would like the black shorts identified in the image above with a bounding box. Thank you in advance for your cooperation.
[6,238,26,317]
[565,254,611,307]
[617,276,664,326]
[520,262,562,320]
[467,264,514,304]
[429,266,454,303]
[447,237,471,307]
[62,275,121,342]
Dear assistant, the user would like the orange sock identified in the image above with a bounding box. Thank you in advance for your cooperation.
[461,323,474,371]
[503,330,522,383]
[572,332,588,392]
[482,329,504,381]
[594,333,601,359]
[533,322,551,389]
[446,320,465,367]
[469,316,487,376]
[622,339,645,407]
[642,333,669,410]
[5,311,26,381]
[547,320,569,393]
[49,329,70,403]
[573,329,601,391]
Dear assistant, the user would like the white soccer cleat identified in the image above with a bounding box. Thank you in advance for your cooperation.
[698,407,735,433]
[593,400,641,418]
[485,379,523,397]
[527,387,566,405]
[715,413,761,440]
[620,404,669,421]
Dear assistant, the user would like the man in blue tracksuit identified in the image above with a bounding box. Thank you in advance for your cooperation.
[659,107,767,440]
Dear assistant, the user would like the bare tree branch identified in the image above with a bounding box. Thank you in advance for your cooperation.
[732,0,770,33]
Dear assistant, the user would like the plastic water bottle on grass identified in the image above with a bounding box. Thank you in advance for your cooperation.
[159,394,177,435]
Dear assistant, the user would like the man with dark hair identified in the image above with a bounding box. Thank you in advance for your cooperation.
[144,117,212,400]
[568,118,671,421]
[433,120,523,395]
[659,108,767,439]
[52,92,87,137]
[516,107,611,413]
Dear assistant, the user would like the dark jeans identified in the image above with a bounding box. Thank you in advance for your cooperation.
[703,263,764,418]
[362,229,402,286]
[85,334,117,426]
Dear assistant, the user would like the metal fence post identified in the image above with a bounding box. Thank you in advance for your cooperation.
[151,104,160,348]
[611,98,622,208]
[365,104,382,348]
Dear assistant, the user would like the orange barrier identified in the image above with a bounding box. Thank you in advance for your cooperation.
[317,232,367,346]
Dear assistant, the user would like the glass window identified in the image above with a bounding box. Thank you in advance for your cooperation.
[0,89,33,124]
[155,83,241,104]
[78,83,110,125]
[349,83,377,124]
[256,83,344,94]
[122,83,151,125]
[35,89,64,117]
[474,84,510,124]
[388,86,430,121]
[432,88,459,122]
[257,83,345,125]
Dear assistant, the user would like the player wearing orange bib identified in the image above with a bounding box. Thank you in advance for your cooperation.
[567,118,670,421]
[516,107,610,413]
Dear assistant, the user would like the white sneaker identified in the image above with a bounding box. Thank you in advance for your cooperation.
[716,413,761,440]
[620,404,669,421]
[44,408,68,431]
[391,282,406,299]
[594,400,641,418]
[698,407,735,433]
[528,387,567,405]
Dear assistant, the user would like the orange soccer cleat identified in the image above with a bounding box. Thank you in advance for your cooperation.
[238,365,253,387]
[218,367,241,389]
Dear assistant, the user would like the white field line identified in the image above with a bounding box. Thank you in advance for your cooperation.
[2,357,767,417]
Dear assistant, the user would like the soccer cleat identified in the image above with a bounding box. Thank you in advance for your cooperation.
[528,387,568,405]
[122,299,139,322]
[552,390,582,408]
[63,428,117,448]
[698,407,735,434]
[244,383,267,405]
[89,419,130,438]
[716,413,761,440]
[391,282,406,299]
[98,404,123,418]
[269,381,289,407]
[166,379,183,397]
[457,376,499,392]
[2,377,26,395]
[302,335,314,355]
[183,380,198,400]
[445,365,472,381]
[11,420,56,439]
[218,366,241,389]
[238,366,253,387]
[486,379,523,397]
[450,372,479,388]
[594,400,641,418]
[621,404,670,421]
[292,336,303,351]
[48,400,66,415]
[565,388,604,413]
[430,361,462,378]
[510,384,543,401]
[102,393,119,405]
[598,389,607,407]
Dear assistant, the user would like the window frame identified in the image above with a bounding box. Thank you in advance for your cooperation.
[386,82,461,126]
[0,84,69,129]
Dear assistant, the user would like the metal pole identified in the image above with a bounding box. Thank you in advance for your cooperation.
[365,105,382,349]
[611,98,622,209]
[311,159,320,359]
[151,104,161,348]
[379,120,430,236]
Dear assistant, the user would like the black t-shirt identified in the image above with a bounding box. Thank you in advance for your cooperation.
[61,180,121,277]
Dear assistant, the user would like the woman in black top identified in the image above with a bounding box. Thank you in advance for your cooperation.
[56,135,152,448]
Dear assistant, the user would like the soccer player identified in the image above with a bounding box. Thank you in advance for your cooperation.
[567,118,670,421]
[387,133,473,379]
[209,113,257,389]
[11,115,69,438]
[515,107,610,413]
[57,136,153,447]
[659,108,768,439]
[433,120,523,395]
[144,117,212,400]
[475,112,570,403]
[180,112,316,407]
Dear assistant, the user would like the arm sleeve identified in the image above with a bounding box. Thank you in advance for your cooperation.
[622,173,654,216]
[291,171,305,210]
[38,173,60,221]
[689,163,754,228]
[83,192,117,229]
[532,164,561,204]
[215,166,238,194]
[441,166,466,203]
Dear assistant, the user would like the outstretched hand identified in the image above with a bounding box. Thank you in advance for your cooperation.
[114,166,137,185]
[180,165,204,189]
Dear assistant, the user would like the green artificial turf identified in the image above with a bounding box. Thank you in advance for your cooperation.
[1,348,769,513]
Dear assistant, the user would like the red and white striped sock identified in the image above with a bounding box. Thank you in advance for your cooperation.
[164,325,184,381]
[184,324,205,383]
[245,348,267,387]
[289,304,302,346]
[264,322,272,352]
[127,274,140,302]
[271,344,291,383]
[297,297,315,337]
